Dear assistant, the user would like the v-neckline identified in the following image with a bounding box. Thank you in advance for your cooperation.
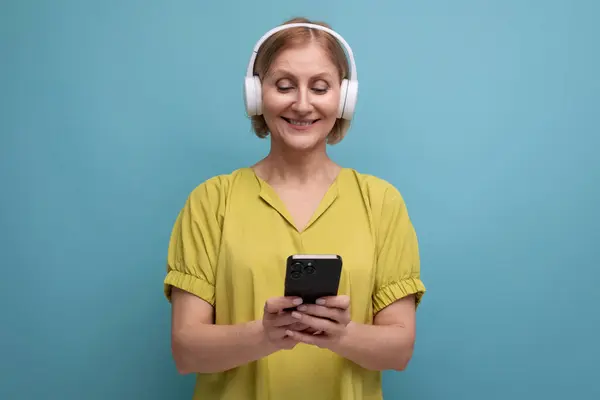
[248,167,345,233]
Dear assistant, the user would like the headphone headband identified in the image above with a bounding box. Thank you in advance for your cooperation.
[246,23,357,82]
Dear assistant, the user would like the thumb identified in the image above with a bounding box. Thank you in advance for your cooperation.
[264,296,302,315]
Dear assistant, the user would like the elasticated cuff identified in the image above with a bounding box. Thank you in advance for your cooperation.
[164,270,215,305]
[372,278,426,314]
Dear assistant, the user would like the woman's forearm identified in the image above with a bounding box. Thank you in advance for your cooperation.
[329,321,415,371]
[172,319,277,374]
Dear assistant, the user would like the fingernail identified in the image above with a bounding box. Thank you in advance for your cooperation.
[291,311,301,319]
[297,305,307,311]
[293,298,303,305]
[316,298,325,305]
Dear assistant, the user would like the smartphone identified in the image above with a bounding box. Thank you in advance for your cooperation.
[284,254,343,309]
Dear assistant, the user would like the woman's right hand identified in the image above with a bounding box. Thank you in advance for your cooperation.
[262,296,306,350]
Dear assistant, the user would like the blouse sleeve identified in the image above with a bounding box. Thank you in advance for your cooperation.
[163,177,225,306]
[372,185,426,314]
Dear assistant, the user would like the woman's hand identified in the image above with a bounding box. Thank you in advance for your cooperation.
[285,295,351,348]
[262,296,308,350]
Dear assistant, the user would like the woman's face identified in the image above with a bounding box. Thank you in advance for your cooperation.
[261,42,341,152]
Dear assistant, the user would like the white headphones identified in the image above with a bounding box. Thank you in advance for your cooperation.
[244,22,359,120]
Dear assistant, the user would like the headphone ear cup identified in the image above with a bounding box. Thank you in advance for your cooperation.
[341,80,358,120]
[253,76,263,116]
[244,76,263,116]
[244,77,257,116]
[338,79,349,119]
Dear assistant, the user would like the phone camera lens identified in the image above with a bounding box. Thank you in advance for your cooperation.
[291,271,302,279]
[291,262,303,273]
[304,266,316,274]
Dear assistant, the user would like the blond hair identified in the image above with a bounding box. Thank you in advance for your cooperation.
[250,17,352,145]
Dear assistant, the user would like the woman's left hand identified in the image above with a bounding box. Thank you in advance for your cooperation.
[285,295,351,348]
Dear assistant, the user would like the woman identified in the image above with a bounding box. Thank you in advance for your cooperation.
[164,17,426,400]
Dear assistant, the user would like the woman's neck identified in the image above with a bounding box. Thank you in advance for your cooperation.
[253,146,341,186]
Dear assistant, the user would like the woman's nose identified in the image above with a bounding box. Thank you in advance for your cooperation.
[291,88,314,113]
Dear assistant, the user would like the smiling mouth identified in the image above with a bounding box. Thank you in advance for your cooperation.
[281,117,319,126]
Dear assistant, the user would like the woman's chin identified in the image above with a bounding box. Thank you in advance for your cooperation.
[278,131,326,152]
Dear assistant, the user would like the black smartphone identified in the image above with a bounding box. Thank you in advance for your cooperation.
[284,254,343,309]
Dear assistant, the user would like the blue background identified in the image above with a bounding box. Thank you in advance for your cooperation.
[1,0,598,399]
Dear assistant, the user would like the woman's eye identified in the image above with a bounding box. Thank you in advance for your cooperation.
[275,85,328,94]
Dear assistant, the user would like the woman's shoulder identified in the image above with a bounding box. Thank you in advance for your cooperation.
[344,168,407,206]
[185,167,255,204]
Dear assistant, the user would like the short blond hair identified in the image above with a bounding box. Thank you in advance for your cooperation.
[250,17,352,145]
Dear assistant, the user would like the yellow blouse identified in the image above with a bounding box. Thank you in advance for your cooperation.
[164,167,426,400]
